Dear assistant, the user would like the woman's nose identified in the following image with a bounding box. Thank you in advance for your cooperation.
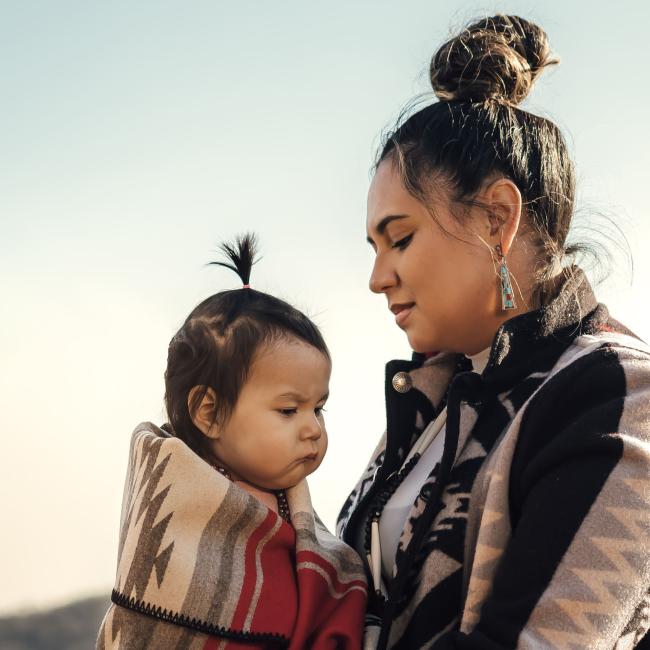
[369,255,397,294]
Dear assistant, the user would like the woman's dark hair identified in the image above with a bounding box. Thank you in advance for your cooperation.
[164,233,330,462]
[377,15,578,297]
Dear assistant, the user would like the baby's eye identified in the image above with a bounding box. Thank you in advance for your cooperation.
[315,406,327,417]
[278,408,298,416]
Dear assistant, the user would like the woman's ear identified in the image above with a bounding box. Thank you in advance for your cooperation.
[482,178,522,255]
[188,386,220,439]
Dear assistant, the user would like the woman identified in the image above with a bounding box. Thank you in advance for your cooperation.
[337,15,650,650]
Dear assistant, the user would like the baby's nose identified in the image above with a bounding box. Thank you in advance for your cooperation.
[301,415,323,439]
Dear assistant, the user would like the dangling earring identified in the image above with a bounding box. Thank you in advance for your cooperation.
[495,244,516,311]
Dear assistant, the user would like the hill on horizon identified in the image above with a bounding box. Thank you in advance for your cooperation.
[0,595,109,650]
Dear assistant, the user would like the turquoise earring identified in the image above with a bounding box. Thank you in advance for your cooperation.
[496,244,516,310]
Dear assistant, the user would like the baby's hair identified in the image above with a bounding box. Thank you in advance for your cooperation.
[209,233,257,286]
[164,233,330,463]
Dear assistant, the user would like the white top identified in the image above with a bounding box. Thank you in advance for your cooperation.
[379,348,491,581]
[467,347,491,376]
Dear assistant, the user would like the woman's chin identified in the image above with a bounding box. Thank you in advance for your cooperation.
[406,330,438,354]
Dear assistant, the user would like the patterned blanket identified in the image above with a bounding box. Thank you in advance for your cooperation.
[97,422,367,649]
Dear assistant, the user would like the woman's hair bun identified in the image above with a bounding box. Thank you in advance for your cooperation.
[430,15,557,105]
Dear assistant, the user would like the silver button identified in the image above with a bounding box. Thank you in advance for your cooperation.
[392,371,412,393]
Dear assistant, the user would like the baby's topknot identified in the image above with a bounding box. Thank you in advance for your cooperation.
[430,15,557,105]
[166,232,330,463]
[209,232,259,287]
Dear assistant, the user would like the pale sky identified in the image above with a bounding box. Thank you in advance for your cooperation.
[1,0,649,614]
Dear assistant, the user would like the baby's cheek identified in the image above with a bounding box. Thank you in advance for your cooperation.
[258,440,288,468]
[319,431,329,457]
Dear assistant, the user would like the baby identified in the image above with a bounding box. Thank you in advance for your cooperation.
[97,234,366,650]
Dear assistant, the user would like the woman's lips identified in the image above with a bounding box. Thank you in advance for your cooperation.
[392,303,415,327]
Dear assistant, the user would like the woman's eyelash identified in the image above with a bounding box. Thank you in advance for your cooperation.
[392,234,413,250]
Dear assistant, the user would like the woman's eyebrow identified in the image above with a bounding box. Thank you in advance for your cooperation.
[366,214,410,244]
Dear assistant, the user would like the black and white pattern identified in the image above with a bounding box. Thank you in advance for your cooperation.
[338,268,650,649]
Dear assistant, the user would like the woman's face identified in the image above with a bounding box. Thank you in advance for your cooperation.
[366,160,505,355]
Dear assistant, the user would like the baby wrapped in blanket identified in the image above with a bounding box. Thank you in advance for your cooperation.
[97,235,367,649]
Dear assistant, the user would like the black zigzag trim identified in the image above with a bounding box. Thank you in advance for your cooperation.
[111,589,289,647]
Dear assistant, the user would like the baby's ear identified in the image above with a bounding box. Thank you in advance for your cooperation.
[188,386,220,439]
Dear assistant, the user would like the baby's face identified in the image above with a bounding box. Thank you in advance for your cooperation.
[210,339,331,490]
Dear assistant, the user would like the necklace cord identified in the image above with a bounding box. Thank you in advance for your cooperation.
[365,406,448,596]
[212,463,291,523]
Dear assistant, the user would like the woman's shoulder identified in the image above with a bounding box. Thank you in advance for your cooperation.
[551,324,650,391]
[522,319,650,424]
[510,324,650,485]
